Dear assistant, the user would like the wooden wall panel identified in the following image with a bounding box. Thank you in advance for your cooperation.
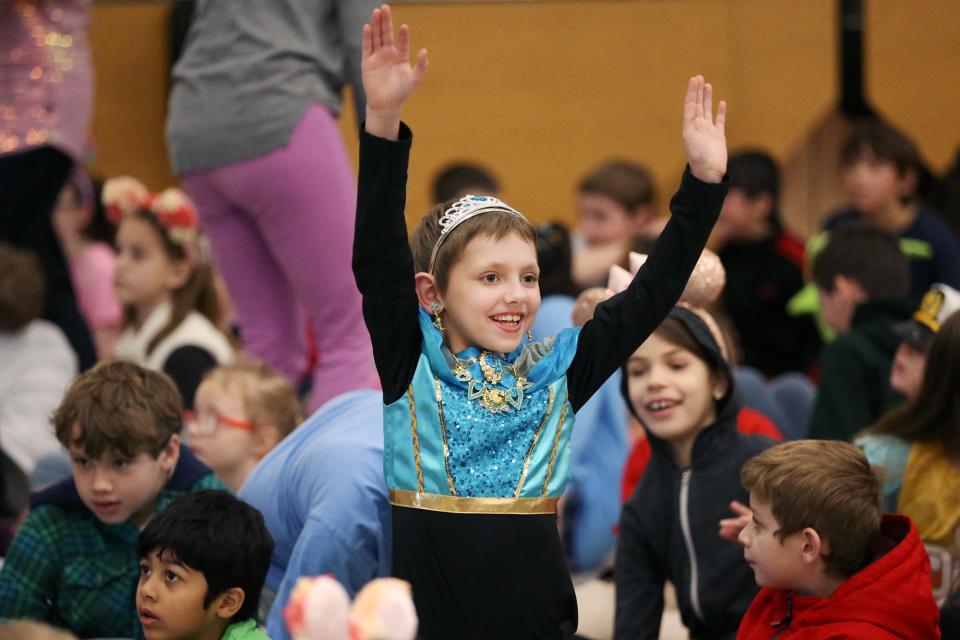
[88,2,173,190]
[85,1,958,238]
[866,0,960,170]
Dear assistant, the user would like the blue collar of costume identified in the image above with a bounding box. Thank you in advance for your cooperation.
[418,308,580,394]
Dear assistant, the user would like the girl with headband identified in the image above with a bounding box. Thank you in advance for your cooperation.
[354,6,728,637]
[107,177,234,408]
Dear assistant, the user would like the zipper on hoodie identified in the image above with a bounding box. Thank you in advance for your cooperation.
[679,469,704,621]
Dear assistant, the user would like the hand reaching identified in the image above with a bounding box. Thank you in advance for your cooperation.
[718,500,751,543]
[682,76,727,184]
[362,4,428,140]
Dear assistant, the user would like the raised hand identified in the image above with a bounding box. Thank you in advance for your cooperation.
[718,500,751,544]
[682,75,727,184]
[362,4,428,140]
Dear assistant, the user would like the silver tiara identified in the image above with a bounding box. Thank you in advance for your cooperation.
[428,195,529,273]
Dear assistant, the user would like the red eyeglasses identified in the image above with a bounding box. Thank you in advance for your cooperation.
[182,410,255,435]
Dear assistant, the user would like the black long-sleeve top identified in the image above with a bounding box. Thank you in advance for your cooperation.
[353,123,729,412]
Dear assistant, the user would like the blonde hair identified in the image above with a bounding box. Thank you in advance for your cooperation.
[741,440,882,577]
[203,359,302,437]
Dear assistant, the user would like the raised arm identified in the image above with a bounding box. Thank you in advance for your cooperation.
[361,4,428,140]
[567,76,729,411]
[353,5,431,405]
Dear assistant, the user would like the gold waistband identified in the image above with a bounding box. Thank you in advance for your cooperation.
[389,489,559,515]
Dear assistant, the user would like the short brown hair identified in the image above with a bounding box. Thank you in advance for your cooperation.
[0,243,46,332]
[741,440,882,577]
[410,203,537,292]
[579,160,655,211]
[203,359,302,438]
[54,361,182,459]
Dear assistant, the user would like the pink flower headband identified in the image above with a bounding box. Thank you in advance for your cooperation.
[102,176,200,257]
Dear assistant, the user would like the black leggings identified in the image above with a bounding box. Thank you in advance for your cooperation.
[0,146,95,370]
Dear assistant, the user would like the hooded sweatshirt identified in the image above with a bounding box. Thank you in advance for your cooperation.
[736,515,941,639]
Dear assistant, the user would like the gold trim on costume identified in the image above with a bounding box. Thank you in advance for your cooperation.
[513,386,556,497]
[434,377,457,496]
[542,391,570,497]
[389,489,558,515]
[407,386,424,493]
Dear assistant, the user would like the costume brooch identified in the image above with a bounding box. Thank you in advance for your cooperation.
[451,351,532,413]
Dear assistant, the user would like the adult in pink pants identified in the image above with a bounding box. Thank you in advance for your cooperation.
[167,0,379,410]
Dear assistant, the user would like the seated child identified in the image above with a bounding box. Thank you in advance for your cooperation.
[354,6,728,638]
[573,159,659,288]
[137,490,273,640]
[712,150,820,377]
[185,360,302,492]
[824,120,960,298]
[0,361,225,638]
[857,309,960,609]
[807,221,913,441]
[534,223,631,572]
[107,176,235,408]
[736,440,940,639]
[887,283,960,401]
[614,253,777,640]
[0,243,76,481]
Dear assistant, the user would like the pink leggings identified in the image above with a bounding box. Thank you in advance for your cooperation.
[181,105,378,410]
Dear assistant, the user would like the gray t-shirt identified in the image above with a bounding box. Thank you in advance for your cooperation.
[166,0,375,174]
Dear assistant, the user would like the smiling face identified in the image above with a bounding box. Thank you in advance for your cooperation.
[114,216,188,320]
[738,492,806,590]
[69,428,179,527]
[437,232,541,354]
[137,549,229,640]
[625,331,724,466]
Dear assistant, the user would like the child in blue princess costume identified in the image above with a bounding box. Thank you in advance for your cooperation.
[352,6,729,638]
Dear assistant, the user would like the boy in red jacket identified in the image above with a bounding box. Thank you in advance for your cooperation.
[736,440,940,639]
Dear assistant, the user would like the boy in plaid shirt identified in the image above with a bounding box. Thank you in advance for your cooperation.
[0,361,225,638]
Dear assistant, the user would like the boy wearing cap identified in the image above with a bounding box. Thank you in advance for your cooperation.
[887,283,960,401]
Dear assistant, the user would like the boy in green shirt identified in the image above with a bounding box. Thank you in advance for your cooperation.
[0,362,225,638]
[138,490,273,640]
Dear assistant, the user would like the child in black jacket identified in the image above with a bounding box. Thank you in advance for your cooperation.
[612,256,776,639]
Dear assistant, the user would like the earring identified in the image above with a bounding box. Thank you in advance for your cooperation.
[527,329,534,341]
[430,302,445,332]
[713,389,724,401]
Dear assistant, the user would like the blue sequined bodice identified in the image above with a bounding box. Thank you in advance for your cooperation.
[381,310,581,500]
[437,372,553,496]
